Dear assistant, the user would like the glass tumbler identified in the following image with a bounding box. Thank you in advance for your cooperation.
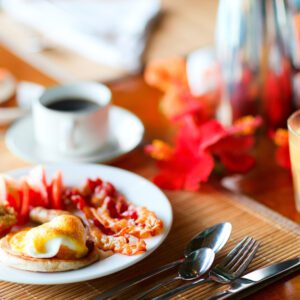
[288,110,300,211]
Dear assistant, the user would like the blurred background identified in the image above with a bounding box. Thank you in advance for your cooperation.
[0,0,217,82]
[2,0,300,132]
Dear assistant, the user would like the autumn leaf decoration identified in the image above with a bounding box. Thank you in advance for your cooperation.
[144,58,262,191]
[273,129,291,170]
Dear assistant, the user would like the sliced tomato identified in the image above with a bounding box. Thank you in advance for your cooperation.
[19,180,30,224]
[51,171,62,209]
[47,183,53,206]
[6,194,18,211]
[27,166,49,207]
[0,175,22,212]
[27,188,45,208]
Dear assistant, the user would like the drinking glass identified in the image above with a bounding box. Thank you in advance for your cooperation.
[288,110,300,211]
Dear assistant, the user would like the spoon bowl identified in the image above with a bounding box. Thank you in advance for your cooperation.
[179,248,215,280]
[134,248,216,299]
[184,222,232,257]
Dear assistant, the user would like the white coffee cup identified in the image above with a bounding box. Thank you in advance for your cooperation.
[33,82,111,157]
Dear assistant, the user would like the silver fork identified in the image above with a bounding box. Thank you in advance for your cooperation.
[151,236,259,300]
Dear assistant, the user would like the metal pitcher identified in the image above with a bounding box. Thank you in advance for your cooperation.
[216,0,293,129]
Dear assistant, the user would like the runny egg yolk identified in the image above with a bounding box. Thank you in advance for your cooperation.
[9,215,88,259]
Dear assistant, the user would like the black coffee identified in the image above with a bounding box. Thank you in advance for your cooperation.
[46,98,99,112]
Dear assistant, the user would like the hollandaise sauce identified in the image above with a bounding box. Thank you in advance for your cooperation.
[9,215,88,259]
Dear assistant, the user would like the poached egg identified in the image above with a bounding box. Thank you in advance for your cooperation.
[9,215,88,259]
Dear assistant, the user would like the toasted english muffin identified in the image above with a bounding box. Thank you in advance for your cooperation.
[0,233,99,272]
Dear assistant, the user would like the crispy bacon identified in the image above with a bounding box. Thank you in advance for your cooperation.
[83,206,146,255]
[88,223,146,255]
[91,205,163,239]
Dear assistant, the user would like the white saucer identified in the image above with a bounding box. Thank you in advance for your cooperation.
[5,106,144,163]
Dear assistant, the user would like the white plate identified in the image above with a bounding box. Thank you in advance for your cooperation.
[0,164,172,285]
[5,105,144,163]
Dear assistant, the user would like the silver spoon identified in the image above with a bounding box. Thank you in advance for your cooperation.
[185,222,232,255]
[94,222,232,300]
[134,248,215,300]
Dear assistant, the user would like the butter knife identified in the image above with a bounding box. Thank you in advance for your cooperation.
[154,257,300,300]
[208,257,300,300]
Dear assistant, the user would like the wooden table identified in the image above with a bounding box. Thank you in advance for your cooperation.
[0,44,299,299]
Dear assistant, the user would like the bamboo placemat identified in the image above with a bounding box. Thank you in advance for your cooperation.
[0,185,299,300]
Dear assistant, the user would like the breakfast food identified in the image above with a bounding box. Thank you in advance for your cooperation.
[0,166,164,272]
[0,206,17,236]
[29,206,71,223]
[0,215,99,272]
[30,206,146,255]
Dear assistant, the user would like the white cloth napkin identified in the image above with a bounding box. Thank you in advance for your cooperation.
[2,0,161,72]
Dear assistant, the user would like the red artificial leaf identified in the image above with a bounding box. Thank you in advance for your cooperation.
[144,57,187,92]
[176,117,228,152]
[230,116,263,136]
[210,135,256,173]
[145,137,216,190]
[218,152,256,173]
[153,169,185,190]
[146,114,261,191]
[144,140,173,161]
[183,153,214,190]
[275,146,291,170]
[171,99,206,123]
[153,150,214,191]
[211,136,254,155]
[273,128,291,170]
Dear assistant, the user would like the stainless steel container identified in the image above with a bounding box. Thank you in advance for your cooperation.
[216,0,293,129]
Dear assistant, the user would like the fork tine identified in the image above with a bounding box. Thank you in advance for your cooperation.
[217,237,252,268]
[225,237,255,271]
[233,241,260,276]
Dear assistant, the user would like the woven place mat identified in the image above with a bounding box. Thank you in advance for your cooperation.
[0,185,299,300]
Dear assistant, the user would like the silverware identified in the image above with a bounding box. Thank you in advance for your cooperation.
[183,222,232,257]
[208,257,300,300]
[134,248,215,300]
[93,222,232,300]
[153,236,259,300]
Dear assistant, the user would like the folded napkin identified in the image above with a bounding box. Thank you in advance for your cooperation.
[2,0,161,72]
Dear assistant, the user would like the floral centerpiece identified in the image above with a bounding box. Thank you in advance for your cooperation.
[143,57,263,191]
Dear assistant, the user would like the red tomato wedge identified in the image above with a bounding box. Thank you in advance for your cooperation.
[26,166,49,207]
[50,171,63,209]
[0,175,22,212]
[19,180,30,224]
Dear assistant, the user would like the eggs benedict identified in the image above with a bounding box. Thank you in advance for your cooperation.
[0,215,99,272]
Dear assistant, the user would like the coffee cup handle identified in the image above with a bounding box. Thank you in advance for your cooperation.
[60,120,77,153]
